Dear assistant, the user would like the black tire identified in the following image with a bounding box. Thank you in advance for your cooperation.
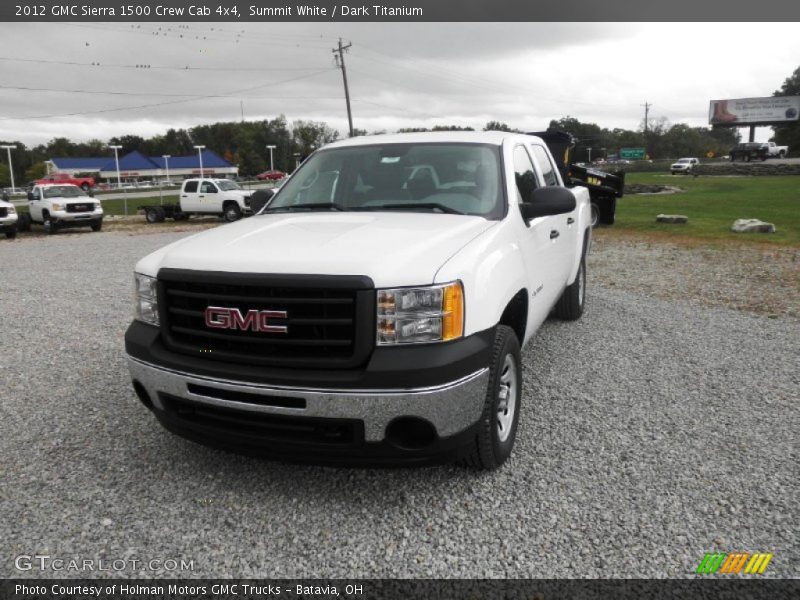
[145,208,159,223]
[223,202,242,222]
[730,155,736,162]
[43,213,59,235]
[90,219,102,232]
[744,154,751,163]
[590,203,599,228]
[779,151,786,159]
[554,251,586,321]
[461,325,522,471]
[17,213,31,232]
[81,183,90,191]
[5,227,17,239]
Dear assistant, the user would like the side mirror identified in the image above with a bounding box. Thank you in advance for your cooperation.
[520,187,576,220]
[27,191,34,201]
[249,189,274,214]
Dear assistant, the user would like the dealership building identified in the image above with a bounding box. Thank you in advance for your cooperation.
[47,149,238,182]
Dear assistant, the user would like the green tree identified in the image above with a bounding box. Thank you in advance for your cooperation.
[0,163,9,188]
[772,65,800,157]
[25,162,48,181]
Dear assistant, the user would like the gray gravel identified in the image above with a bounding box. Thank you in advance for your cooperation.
[1,230,797,579]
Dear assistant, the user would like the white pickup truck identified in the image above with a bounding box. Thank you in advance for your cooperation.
[139,178,253,223]
[0,194,18,238]
[18,184,103,234]
[125,132,591,470]
[764,142,789,158]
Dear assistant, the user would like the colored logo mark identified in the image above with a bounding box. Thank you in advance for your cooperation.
[696,552,773,575]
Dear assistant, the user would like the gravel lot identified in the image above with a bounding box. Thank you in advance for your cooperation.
[1,229,797,579]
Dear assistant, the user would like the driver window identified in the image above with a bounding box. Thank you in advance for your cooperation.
[512,146,538,203]
[200,182,217,193]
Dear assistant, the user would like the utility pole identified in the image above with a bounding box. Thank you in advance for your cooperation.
[332,38,354,137]
[641,101,652,135]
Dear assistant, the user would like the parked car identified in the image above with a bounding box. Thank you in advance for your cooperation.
[126,131,593,470]
[256,170,287,181]
[138,178,253,223]
[670,157,700,175]
[34,172,95,191]
[18,184,103,234]
[0,193,18,239]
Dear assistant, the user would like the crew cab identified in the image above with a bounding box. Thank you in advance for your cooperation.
[670,157,699,174]
[764,142,789,158]
[139,178,253,223]
[34,172,95,191]
[18,184,103,234]
[0,193,18,239]
[125,132,592,470]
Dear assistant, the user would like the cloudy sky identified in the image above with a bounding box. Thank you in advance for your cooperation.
[0,22,797,146]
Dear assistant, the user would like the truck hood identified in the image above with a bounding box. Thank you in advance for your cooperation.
[139,212,497,288]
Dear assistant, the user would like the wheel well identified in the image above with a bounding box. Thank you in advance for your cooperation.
[499,289,528,346]
[223,200,240,209]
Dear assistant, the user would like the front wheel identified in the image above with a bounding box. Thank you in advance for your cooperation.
[81,183,90,191]
[554,256,586,321]
[17,213,31,232]
[462,325,522,471]
[223,203,242,222]
[590,203,599,228]
[90,219,102,232]
[43,215,59,235]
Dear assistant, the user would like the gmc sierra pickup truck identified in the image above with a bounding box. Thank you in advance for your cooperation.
[0,194,18,238]
[18,184,103,234]
[125,132,592,469]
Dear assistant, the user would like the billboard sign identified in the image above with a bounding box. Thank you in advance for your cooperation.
[709,96,800,126]
[620,147,646,160]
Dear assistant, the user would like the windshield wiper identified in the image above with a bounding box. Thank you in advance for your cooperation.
[265,202,346,212]
[366,202,465,215]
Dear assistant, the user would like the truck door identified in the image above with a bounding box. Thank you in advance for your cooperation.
[510,145,562,327]
[29,186,44,222]
[180,180,199,212]
[529,143,578,290]
[198,180,219,213]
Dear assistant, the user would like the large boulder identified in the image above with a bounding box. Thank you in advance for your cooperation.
[731,219,776,233]
[656,214,688,223]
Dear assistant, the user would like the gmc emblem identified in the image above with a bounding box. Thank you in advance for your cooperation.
[204,306,288,334]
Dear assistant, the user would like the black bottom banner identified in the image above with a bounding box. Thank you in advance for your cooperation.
[3,579,799,600]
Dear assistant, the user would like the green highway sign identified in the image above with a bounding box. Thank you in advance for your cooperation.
[620,147,646,159]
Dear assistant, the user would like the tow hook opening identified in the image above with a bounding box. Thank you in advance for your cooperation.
[132,380,153,410]
[385,417,437,450]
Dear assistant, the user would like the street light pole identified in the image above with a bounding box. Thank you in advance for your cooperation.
[1,145,16,194]
[109,144,125,215]
[266,145,276,172]
[194,145,206,177]
[162,155,171,183]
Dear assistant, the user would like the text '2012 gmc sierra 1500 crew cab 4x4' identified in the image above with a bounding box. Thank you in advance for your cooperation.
[125,132,592,469]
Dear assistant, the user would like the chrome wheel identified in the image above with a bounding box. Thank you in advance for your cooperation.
[496,354,518,442]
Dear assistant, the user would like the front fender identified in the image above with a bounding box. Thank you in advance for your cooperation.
[434,221,528,338]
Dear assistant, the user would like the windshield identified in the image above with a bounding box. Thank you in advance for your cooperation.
[677,159,691,163]
[216,180,242,191]
[43,186,86,198]
[265,143,504,218]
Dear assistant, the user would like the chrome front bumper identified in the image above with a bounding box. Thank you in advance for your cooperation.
[127,357,489,442]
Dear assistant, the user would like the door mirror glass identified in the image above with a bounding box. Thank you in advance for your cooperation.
[520,187,576,220]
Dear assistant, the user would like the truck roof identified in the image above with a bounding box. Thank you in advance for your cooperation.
[324,130,538,149]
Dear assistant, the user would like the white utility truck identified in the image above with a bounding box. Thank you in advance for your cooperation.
[126,132,592,470]
[139,178,253,223]
[18,184,103,234]
[0,194,18,238]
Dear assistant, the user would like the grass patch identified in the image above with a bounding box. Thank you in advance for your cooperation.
[14,195,174,216]
[617,173,800,246]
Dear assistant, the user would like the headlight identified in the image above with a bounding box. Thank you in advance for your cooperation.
[134,273,159,326]
[51,203,64,211]
[377,281,464,345]
[7,206,15,213]
[95,203,102,210]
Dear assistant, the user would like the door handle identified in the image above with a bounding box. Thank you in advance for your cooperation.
[567,217,575,225]
[199,195,205,198]
[181,195,188,198]
[550,230,560,239]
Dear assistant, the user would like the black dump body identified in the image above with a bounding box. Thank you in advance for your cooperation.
[528,130,624,226]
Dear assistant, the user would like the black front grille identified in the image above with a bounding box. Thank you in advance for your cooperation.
[67,203,94,213]
[160,393,363,446]
[0,207,7,218]
[158,269,375,368]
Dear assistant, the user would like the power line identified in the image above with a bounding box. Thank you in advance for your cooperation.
[0,70,336,121]
[0,55,329,72]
